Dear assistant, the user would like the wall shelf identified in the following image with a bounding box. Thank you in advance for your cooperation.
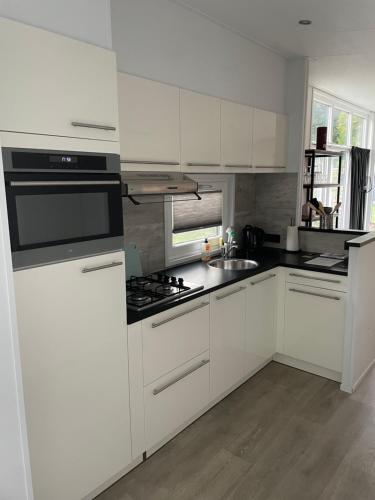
[303,149,345,228]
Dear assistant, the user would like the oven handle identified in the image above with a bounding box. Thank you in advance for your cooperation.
[9,180,120,186]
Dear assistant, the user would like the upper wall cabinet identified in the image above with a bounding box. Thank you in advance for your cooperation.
[221,100,253,173]
[0,18,119,142]
[252,109,288,171]
[180,90,221,172]
[118,73,180,171]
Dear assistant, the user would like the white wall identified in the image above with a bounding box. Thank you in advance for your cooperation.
[0,0,112,48]
[111,0,287,113]
[0,154,33,499]
[342,238,375,393]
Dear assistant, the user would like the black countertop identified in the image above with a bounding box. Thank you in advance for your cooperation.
[126,248,348,325]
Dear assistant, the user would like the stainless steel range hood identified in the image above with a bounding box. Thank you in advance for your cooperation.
[121,172,200,205]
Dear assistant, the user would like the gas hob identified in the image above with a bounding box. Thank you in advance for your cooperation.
[126,273,204,311]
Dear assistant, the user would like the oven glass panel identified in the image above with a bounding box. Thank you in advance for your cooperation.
[15,192,110,246]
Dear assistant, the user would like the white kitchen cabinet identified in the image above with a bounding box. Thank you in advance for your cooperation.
[142,297,210,385]
[221,100,253,173]
[144,351,210,453]
[118,73,180,171]
[252,109,288,171]
[13,252,131,500]
[245,271,277,374]
[210,283,247,400]
[180,89,221,172]
[283,283,346,373]
[0,17,119,141]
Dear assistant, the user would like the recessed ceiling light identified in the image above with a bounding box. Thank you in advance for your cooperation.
[299,19,312,25]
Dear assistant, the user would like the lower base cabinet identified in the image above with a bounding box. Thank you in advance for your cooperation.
[283,283,346,372]
[245,271,277,374]
[14,252,132,500]
[210,283,247,400]
[144,352,210,452]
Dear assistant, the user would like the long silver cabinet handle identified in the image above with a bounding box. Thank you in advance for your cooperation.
[225,164,252,169]
[216,286,247,301]
[152,359,210,396]
[289,272,341,284]
[289,288,340,301]
[120,159,180,166]
[255,165,285,169]
[81,261,123,274]
[152,302,209,328]
[71,121,116,131]
[250,273,277,286]
[186,162,221,167]
[10,180,120,187]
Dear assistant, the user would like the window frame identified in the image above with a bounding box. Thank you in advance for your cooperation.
[164,174,235,267]
[309,88,372,229]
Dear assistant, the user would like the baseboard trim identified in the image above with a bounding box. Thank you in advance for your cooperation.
[83,455,143,500]
[352,358,375,392]
[273,353,342,383]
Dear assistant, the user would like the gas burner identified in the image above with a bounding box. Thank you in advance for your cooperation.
[126,273,204,311]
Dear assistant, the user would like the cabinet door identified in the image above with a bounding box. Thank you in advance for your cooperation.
[253,109,288,171]
[14,252,131,500]
[245,272,277,374]
[210,283,247,400]
[221,100,253,172]
[142,297,210,385]
[144,352,210,453]
[0,18,119,141]
[180,89,221,171]
[118,73,180,171]
[283,284,346,372]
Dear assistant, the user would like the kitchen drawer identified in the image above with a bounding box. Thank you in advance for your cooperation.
[283,284,346,372]
[142,297,210,385]
[285,268,347,292]
[144,352,210,452]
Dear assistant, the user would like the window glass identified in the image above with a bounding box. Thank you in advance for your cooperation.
[351,115,364,147]
[311,101,329,143]
[332,109,349,145]
[172,226,221,246]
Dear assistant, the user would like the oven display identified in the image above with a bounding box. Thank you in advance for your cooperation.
[49,155,78,165]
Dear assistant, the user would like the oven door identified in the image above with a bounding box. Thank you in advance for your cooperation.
[5,173,123,269]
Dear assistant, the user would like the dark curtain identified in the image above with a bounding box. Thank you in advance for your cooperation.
[350,146,370,230]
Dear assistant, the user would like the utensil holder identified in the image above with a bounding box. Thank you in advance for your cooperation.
[320,214,334,230]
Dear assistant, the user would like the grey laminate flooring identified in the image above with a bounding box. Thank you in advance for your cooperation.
[97,362,375,500]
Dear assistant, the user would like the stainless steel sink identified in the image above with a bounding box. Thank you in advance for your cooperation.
[208,258,259,271]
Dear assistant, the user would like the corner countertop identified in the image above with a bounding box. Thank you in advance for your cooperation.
[126,248,348,325]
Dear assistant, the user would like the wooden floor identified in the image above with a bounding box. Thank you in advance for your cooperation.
[97,362,375,500]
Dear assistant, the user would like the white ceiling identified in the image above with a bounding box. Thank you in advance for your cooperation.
[170,0,375,58]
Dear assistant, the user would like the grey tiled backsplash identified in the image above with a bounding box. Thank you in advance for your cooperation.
[123,173,299,274]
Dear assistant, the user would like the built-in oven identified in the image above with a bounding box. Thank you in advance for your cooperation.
[3,148,124,270]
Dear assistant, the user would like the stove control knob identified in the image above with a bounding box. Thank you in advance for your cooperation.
[157,273,164,282]
[178,278,184,286]
[164,275,170,284]
[171,276,177,285]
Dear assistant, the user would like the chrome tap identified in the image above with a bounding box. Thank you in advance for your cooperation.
[222,227,238,258]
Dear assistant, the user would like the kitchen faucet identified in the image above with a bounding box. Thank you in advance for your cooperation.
[222,227,238,259]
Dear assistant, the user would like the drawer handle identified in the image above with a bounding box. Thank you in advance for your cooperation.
[289,288,341,301]
[71,121,116,131]
[120,160,180,166]
[152,359,210,396]
[289,272,341,284]
[216,286,247,301]
[225,164,252,169]
[186,162,221,167]
[251,273,277,286]
[81,261,123,273]
[151,302,209,328]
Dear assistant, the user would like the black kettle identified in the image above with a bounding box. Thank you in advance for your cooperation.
[242,225,265,252]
